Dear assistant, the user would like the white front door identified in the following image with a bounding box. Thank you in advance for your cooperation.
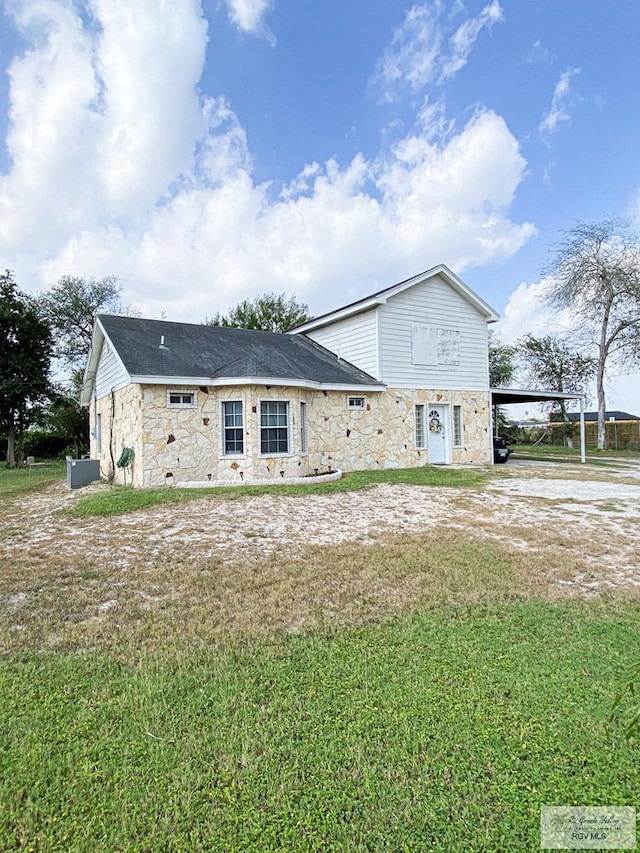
[427,405,448,464]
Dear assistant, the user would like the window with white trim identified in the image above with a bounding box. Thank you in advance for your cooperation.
[348,396,365,409]
[415,404,426,449]
[168,390,196,407]
[453,405,463,447]
[260,401,290,455]
[300,401,307,453]
[222,401,244,455]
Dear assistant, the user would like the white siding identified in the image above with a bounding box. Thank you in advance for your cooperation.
[305,309,380,378]
[95,339,130,399]
[378,274,489,390]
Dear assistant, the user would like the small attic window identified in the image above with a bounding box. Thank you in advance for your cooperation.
[168,390,196,408]
[347,396,366,410]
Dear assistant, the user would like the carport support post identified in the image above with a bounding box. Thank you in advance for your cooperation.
[579,396,586,463]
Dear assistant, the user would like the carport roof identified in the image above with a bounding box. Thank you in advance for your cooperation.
[490,388,585,406]
[490,387,587,463]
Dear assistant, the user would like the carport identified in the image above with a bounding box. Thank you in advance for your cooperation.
[490,388,587,463]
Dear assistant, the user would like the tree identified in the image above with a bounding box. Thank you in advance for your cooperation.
[38,275,125,368]
[488,332,517,387]
[206,292,311,333]
[543,218,640,449]
[488,332,517,438]
[38,275,134,456]
[518,334,596,447]
[0,271,53,467]
[35,385,89,458]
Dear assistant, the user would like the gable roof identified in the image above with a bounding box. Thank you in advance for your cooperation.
[82,314,384,403]
[290,264,499,334]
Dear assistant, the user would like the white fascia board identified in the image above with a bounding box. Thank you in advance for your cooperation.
[130,374,386,392]
[80,325,104,405]
[80,317,132,405]
[434,267,500,322]
[290,264,499,334]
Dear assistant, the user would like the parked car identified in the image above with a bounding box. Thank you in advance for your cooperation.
[493,436,510,464]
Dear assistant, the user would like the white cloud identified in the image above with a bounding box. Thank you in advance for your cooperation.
[372,0,504,102]
[224,0,275,43]
[1,0,210,248]
[539,67,580,137]
[440,0,503,81]
[496,279,556,343]
[1,0,534,324]
[526,39,553,66]
[373,3,445,101]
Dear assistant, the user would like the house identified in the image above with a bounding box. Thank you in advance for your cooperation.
[81,265,499,487]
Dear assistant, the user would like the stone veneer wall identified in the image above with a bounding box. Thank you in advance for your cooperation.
[91,384,491,488]
[305,387,491,474]
[89,384,144,487]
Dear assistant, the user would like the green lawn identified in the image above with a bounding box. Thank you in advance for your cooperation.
[0,461,65,498]
[1,601,638,852]
[1,458,638,851]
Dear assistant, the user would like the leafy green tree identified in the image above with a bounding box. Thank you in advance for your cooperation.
[0,271,53,467]
[38,275,124,368]
[35,386,89,458]
[488,332,517,387]
[38,275,132,456]
[518,334,596,448]
[207,292,311,333]
[543,218,640,449]
[488,333,517,438]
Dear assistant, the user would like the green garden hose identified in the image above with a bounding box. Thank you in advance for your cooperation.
[116,447,134,468]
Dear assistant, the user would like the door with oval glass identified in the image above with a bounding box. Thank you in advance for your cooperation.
[427,405,449,464]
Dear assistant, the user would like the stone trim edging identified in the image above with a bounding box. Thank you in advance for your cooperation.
[175,469,343,489]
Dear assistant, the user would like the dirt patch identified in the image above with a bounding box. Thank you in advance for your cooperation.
[3,463,639,581]
[1,461,639,653]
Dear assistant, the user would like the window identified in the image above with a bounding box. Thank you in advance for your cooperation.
[411,326,460,366]
[223,401,244,455]
[300,401,307,453]
[168,390,196,407]
[415,404,426,448]
[260,401,289,454]
[348,396,365,409]
[453,405,463,446]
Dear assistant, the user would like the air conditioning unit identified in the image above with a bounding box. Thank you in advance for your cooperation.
[66,458,101,489]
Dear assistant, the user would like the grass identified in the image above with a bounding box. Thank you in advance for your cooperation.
[1,456,639,850]
[509,444,640,465]
[0,531,550,657]
[0,461,65,497]
[1,601,638,852]
[67,465,488,518]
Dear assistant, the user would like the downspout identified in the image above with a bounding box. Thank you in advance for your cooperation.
[108,388,116,481]
[579,395,586,464]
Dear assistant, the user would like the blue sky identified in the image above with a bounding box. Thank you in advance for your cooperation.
[1,0,639,411]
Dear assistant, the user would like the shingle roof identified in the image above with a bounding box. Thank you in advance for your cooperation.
[97,314,383,388]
